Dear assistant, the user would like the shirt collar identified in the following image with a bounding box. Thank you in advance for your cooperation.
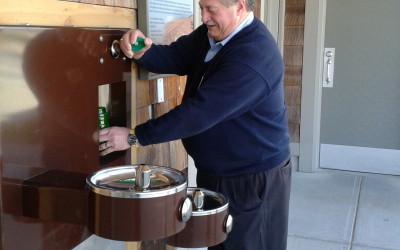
[208,12,254,47]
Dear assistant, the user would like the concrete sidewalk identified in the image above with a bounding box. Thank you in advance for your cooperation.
[288,170,400,250]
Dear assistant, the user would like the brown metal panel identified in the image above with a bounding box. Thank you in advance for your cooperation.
[22,170,88,226]
[0,26,130,249]
[88,190,187,242]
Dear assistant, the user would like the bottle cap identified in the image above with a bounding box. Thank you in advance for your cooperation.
[131,37,145,52]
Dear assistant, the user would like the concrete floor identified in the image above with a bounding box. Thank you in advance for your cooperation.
[288,170,400,250]
[74,169,400,250]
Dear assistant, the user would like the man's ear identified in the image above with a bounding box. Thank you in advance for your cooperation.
[236,0,246,15]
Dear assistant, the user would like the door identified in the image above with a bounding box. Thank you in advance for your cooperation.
[319,0,400,175]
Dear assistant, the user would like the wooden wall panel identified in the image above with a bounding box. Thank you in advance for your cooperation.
[287,0,306,4]
[288,124,300,142]
[284,0,306,143]
[285,4,305,26]
[283,46,303,66]
[60,0,137,8]
[284,65,303,86]
[285,26,304,46]
[254,0,262,18]
[285,86,302,106]
[286,106,301,124]
[0,0,134,28]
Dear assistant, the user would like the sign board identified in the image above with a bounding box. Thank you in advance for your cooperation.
[137,0,194,80]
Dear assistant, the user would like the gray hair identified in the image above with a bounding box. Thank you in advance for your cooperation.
[219,0,256,12]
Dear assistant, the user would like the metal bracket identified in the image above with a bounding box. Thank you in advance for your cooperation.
[156,78,165,103]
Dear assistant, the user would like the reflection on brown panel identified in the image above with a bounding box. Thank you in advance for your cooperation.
[0,27,130,249]
[22,170,88,226]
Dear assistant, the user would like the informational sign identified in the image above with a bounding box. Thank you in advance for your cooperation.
[138,0,194,79]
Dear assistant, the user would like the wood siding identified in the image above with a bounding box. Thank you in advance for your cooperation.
[60,0,136,8]
[0,0,134,28]
[284,0,305,143]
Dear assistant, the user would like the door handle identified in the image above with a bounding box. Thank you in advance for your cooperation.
[110,40,122,59]
[323,48,335,87]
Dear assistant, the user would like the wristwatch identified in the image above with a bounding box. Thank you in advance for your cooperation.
[127,129,140,147]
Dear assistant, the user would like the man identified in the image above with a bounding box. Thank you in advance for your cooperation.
[99,0,291,249]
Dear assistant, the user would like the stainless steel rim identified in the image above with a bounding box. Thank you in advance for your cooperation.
[187,187,229,216]
[87,165,187,198]
[191,203,229,216]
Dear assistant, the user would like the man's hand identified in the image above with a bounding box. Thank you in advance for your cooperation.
[99,126,131,156]
[119,29,153,60]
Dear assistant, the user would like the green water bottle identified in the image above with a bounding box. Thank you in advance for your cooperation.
[98,106,109,129]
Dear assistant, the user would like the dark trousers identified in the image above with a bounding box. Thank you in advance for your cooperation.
[196,158,292,250]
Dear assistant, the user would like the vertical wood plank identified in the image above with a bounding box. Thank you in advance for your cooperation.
[284,0,306,143]
[254,0,261,18]
[285,5,305,26]
[284,65,303,86]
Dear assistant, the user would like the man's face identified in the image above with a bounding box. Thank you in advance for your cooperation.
[199,0,243,42]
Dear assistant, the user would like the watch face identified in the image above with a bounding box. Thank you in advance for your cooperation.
[128,134,138,146]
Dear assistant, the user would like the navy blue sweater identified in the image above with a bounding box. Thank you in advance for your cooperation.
[135,18,290,176]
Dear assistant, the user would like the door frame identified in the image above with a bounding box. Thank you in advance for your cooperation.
[261,0,285,50]
[299,0,327,172]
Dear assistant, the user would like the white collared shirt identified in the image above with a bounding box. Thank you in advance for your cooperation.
[204,12,254,62]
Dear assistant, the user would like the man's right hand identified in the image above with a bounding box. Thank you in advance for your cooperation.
[119,29,152,60]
